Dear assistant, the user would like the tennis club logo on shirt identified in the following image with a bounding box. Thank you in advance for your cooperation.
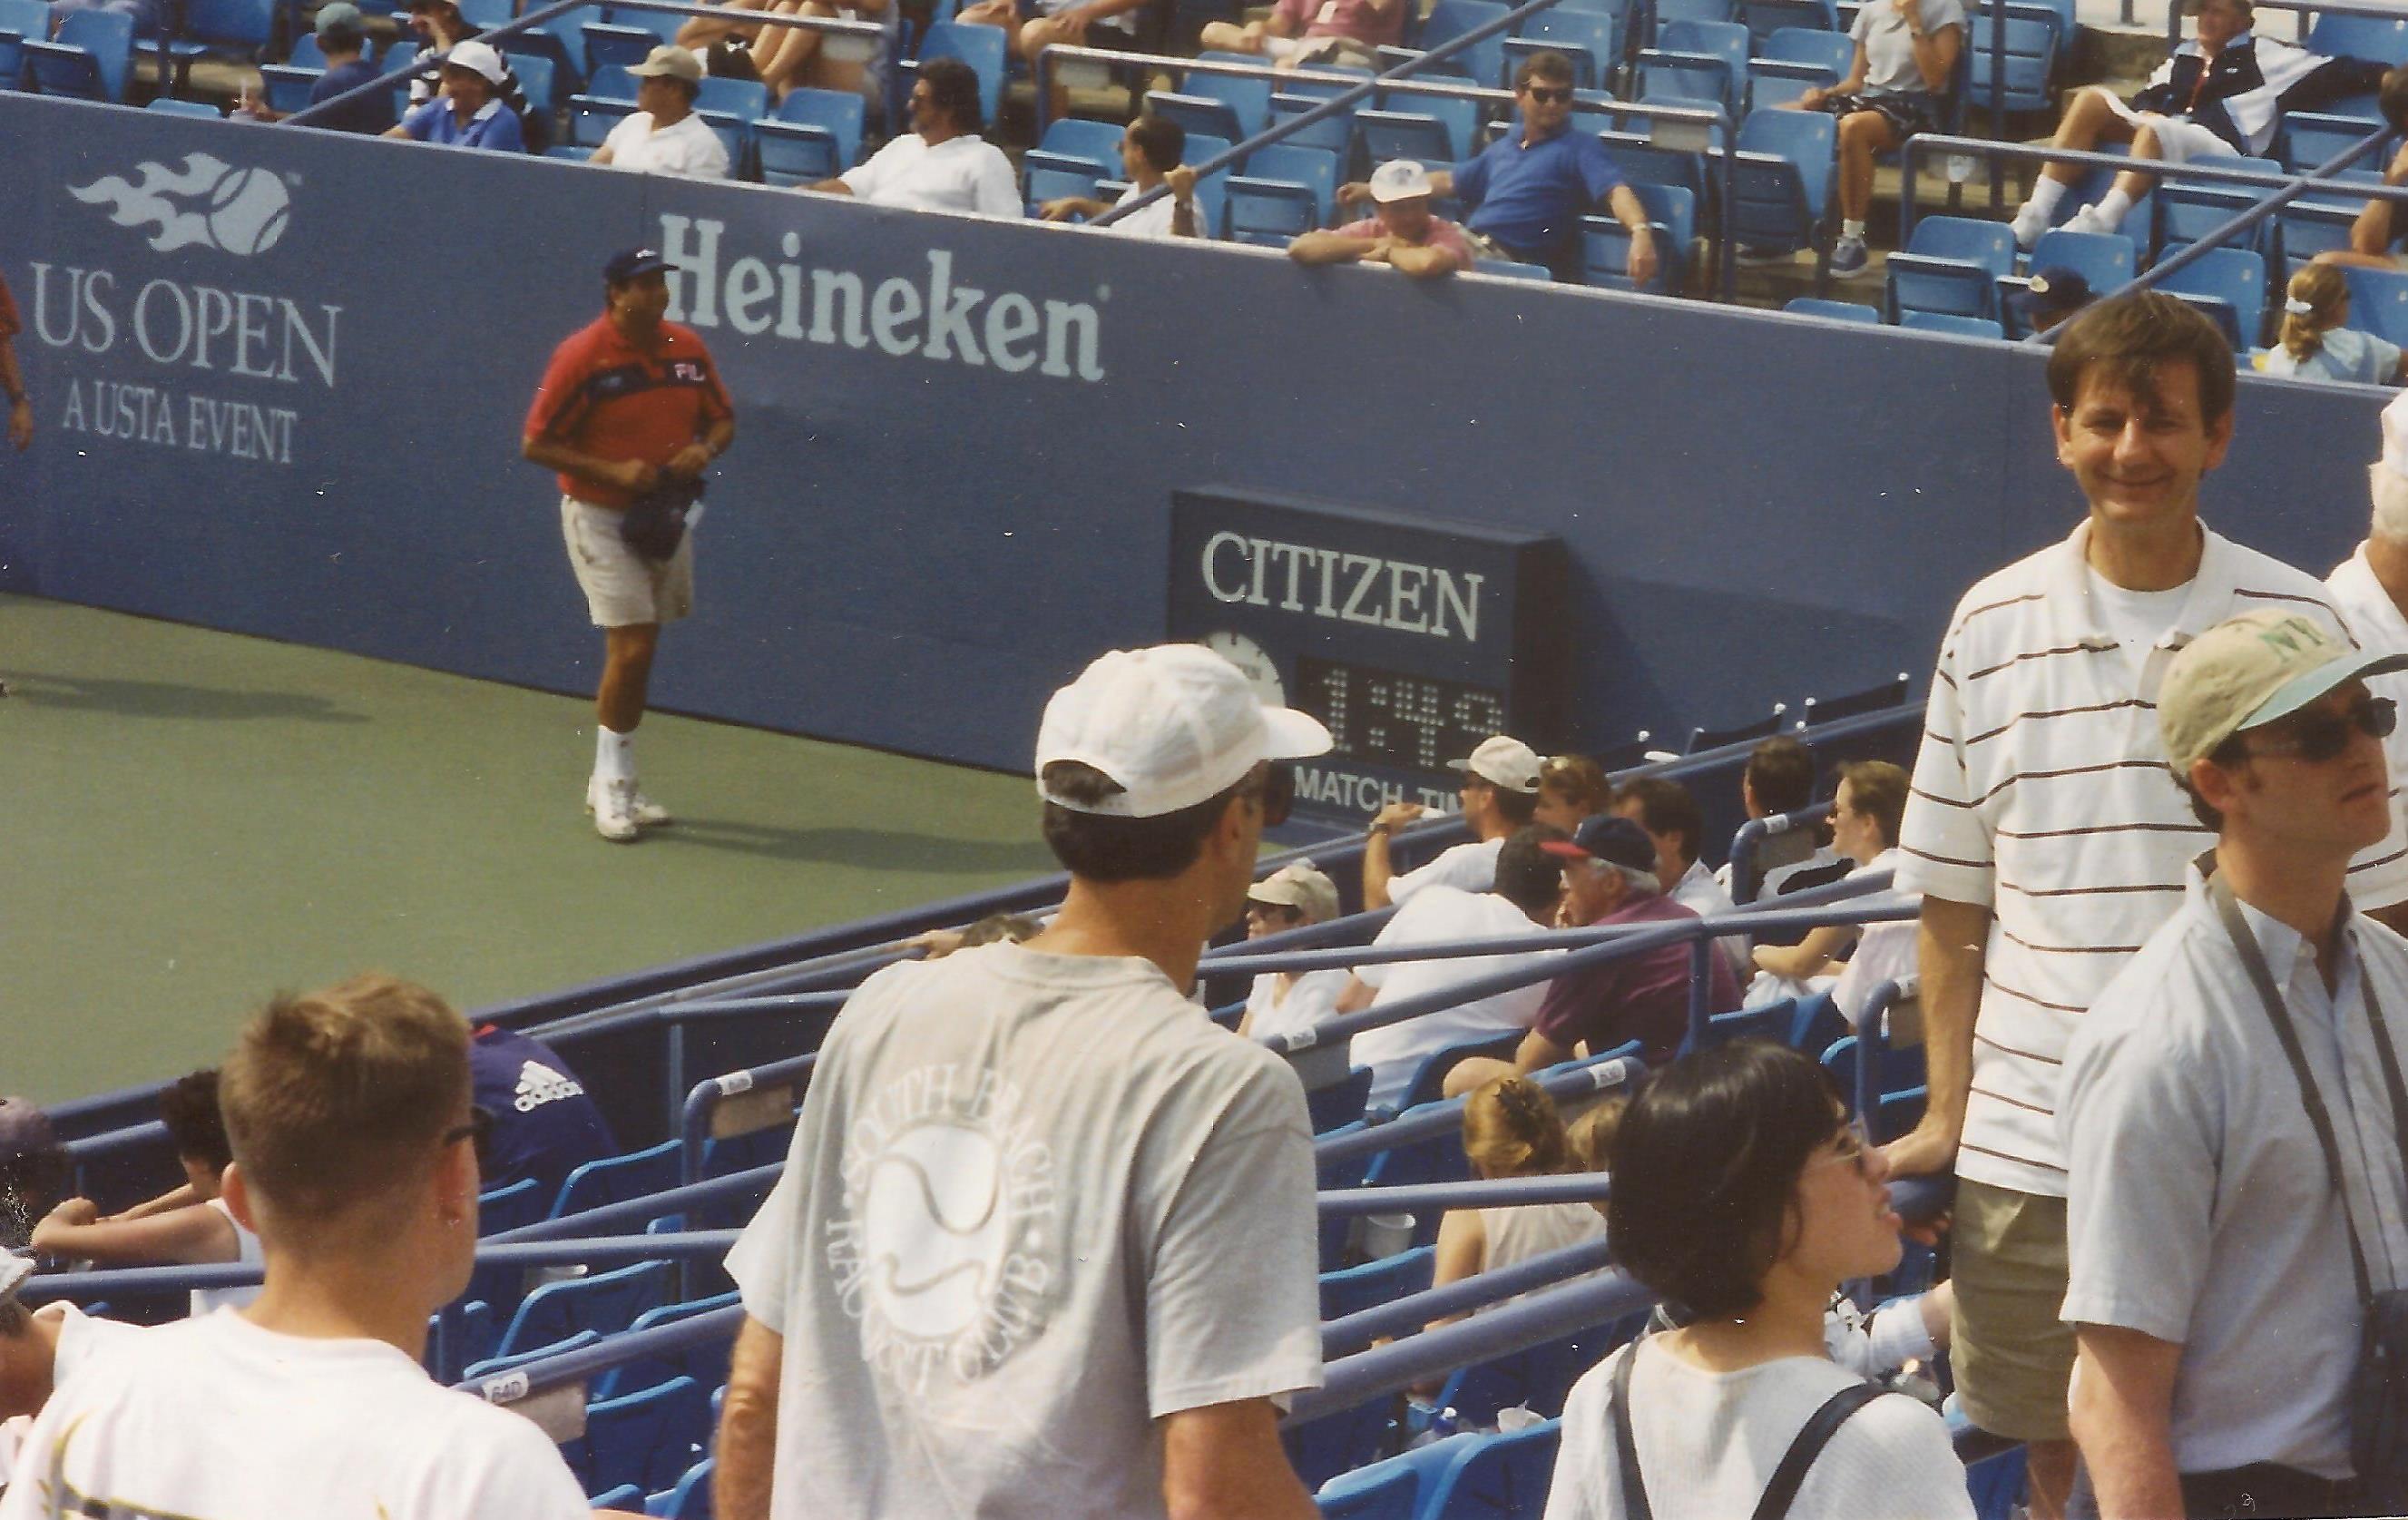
[512,1060,585,1113]
[825,1065,1057,1391]
[68,153,294,257]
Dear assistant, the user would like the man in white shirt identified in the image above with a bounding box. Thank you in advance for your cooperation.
[0,976,609,1520]
[2325,388,2408,792]
[1611,774,1745,979]
[716,644,1329,1520]
[1038,113,1202,238]
[1336,829,1565,1109]
[2065,609,2408,1520]
[1887,290,2408,1520]
[810,57,1018,217]
[1364,734,1544,909]
[592,44,730,179]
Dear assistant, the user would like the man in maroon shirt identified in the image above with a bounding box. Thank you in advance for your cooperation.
[524,248,736,842]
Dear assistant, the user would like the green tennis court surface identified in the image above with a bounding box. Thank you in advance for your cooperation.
[0,593,1057,1104]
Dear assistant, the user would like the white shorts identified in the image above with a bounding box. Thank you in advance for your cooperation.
[2100,93,2240,164]
[560,495,693,628]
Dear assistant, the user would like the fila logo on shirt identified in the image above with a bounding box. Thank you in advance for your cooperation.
[513,1060,585,1113]
[825,1064,1058,1391]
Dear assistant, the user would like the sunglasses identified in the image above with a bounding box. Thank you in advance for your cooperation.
[442,1104,494,1170]
[2242,696,2396,764]
[1524,84,1573,103]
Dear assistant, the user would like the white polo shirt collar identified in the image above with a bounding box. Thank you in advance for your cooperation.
[2037,519,2248,698]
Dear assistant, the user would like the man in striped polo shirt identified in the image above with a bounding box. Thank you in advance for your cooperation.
[1885,289,2408,1520]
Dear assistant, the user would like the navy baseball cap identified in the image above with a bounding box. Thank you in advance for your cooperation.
[1539,814,1658,875]
[2010,266,2091,324]
[603,247,671,284]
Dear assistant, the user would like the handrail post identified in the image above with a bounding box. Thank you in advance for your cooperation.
[665,1020,689,1148]
[1856,983,1893,1126]
[1684,936,1714,1053]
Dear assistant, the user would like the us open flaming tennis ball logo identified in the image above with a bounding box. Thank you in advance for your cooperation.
[827,1067,1057,1391]
[69,154,293,257]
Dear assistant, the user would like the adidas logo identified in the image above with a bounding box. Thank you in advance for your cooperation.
[513,1060,586,1113]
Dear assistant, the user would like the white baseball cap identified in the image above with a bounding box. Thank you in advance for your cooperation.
[1448,734,1544,793]
[1036,644,1332,818]
[443,37,505,83]
[1369,159,1434,203]
[1248,861,1341,922]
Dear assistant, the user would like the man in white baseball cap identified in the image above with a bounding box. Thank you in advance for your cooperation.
[389,36,526,151]
[719,644,1330,1520]
[1288,158,1477,279]
[1364,732,1545,909]
[2064,606,2408,1520]
[591,44,729,179]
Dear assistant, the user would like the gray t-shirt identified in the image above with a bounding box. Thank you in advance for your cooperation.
[1851,0,1965,97]
[725,941,1324,1519]
[2061,872,2408,1478]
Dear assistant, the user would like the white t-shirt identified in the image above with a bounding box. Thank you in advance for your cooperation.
[1477,1198,1608,1306]
[725,942,1323,1520]
[2084,564,2191,682]
[1830,851,1920,1030]
[600,108,731,179]
[1850,0,1967,96]
[1105,178,1186,239]
[1544,1339,1973,1520]
[838,132,1022,217]
[1349,886,1558,1108]
[0,1305,143,1502]
[2263,327,2404,386]
[0,1309,591,1520]
[192,1198,264,1317]
[1387,836,1504,904]
[1245,966,1351,1044]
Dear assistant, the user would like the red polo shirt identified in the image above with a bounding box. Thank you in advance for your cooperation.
[0,272,20,340]
[1532,893,1739,1064]
[524,314,731,509]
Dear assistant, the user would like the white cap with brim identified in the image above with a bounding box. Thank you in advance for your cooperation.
[2159,607,2408,772]
[1446,734,1544,794]
[1036,644,1332,819]
[443,37,505,83]
[1248,861,1340,922]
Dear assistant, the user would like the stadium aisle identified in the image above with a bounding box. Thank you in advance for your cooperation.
[0,593,1056,1103]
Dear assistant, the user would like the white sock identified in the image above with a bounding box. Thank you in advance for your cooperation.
[1842,218,1866,240]
[594,726,634,786]
[2096,188,2134,228]
[2024,177,2069,221]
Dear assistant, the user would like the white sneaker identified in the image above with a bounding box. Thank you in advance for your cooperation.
[586,778,671,828]
[2009,201,2050,250]
[592,777,641,842]
[2062,202,2117,237]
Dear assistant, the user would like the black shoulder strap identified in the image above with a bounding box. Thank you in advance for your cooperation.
[1609,1343,1655,1520]
[1749,1384,1894,1520]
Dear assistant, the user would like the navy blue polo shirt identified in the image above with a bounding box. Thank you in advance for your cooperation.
[469,1025,617,1210]
[304,57,394,135]
[1450,122,1625,262]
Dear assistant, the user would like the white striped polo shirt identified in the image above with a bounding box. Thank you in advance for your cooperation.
[1899,521,2408,1198]
[2325,542,2408,789]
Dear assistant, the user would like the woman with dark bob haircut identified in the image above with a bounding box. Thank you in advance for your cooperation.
[1543,1042,1970,1520]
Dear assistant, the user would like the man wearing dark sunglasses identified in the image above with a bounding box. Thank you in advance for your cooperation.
[719,643,1333,1520]
[2064,609,2408,1520]
[1336,51,1657,285]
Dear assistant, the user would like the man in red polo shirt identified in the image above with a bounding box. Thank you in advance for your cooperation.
[524,248,735,842]
[1,271,31,452]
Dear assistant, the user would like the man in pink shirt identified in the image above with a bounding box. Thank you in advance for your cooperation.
[1200,0,1400,67]
[1288,160,1474,279]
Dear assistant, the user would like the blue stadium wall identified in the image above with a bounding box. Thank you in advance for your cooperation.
[2,91,2391,769]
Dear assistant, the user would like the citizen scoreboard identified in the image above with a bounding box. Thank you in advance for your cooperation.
[1168,486,1570,824]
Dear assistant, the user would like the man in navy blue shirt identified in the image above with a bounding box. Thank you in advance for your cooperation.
[467,1024,617,1211]
[246,4,394,132]
[1338,50,1656,283]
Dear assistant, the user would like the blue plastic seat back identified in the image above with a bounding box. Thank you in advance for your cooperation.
[1356,105,1461,168]
[457,0,507,25]
[1965,9,2051,113]
[2276,197,2364,278]
[571,93,639,146]
[1318,1243,1435,1322]
[1907,212,2016,273]
[1728,106,1834,252]
[1738,0,1835,48]
[697,73,768,121]
[0,0,50,62]
[1307,1064,1375,1133]
[1655,0,1732,29]
[476,1175,547,1236]
[582,1375,712,1495]
[2156,245,2265,348]
[1658,17,1747,98]
[460,1328,601,1383]
[1900,310,2004,338]
[1702,996,1799,1049]
[1038,113,1121,164]
[496,1259,671,1359]
[1271,89,1356,156]
[1507,6,1621,90]
[1889,212,2016,319]
[552,1139,683,1219]
[1786,295,1880,321]
[644,1456,713,1519]
[582,21,657,75]
[1246,142,1337,218]
[1317,1120,1376,1270]
[1312,1433,1482,1518]
[2309,9,2408,66]
[1024,152,1103,213]
[1182,65,1271,137]
[37,8,132,99]
[1786,990,1850,1062]
[1416,0,1507,83]
[183,0,273,52]
[147,93,220,113]
[1761,23,1850,74]
[589,1483,644,1508]
[2280,109,2384,173]
[1415,1417,1566,1516]
[767,83,864,168]
[915,21,1003,129]
[1180,131,1234,239]
[283,27,327,65]
[2029,226,2133,292]
[609,3,687,44]
[2344,264,2408,349]
[1385,1027,1524,1116]
[593,1291,742,1400]
[1597,129,1708,204]
[2153,155,2277,259]
[1582,181,1693,290]
[508,49,559,113]
[1147,88,1245,144]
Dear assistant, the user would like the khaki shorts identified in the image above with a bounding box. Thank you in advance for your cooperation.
[1950,1178,2074,1442]
[561,495,692,628]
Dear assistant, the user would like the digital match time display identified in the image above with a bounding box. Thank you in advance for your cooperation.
[1168,487,1567,823]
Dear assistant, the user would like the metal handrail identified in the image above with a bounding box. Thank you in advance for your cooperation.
[1315,1050,1643,1163]
[677,1052,816,1183]
[1726,800,1834,906]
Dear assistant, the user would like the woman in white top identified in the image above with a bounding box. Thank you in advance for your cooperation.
[1427,1078,1607,1331]
[2260,261,2408,387]
[1235,861,1351,1043]
[1747,761,1909,997]
[1545,1042,1971,1520]
[27,1072,263,1317]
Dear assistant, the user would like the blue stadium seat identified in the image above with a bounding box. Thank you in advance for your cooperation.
[756,86,865,182]
[589,1484,644,1509]
[461,1328,601,1383]
[575,1376,713,1495]
[2308,8,2408,67]
[1581,181,1695,291]
[498,26,582,103]
[1886,213,2016,321]
[457,0,507,25]
[1820,1034,1924,1117]
[1785,295,1881,320]
[2344,264,2408,349]
[1148,87,1247,146]
[644,1456,713,1519]
[1036,114,1121,164]
[700,1118,796,1177]
[1355,107,1458,172]
[1181,64,1271,138]
[1635,17,1747,114]
[608,2,688,44]
[253,62,316,113]
[1307,1065,1375,1133]
[153,0,275,83]
[1738,0,1836,48]
[570,92,640,148]
[2276,196,2364,278]
[594,1291,742,1399]
[697,73,768,121]
[586,61,636,99]
[1180,131,1235,240]
[1702,995,1801,1049]
[1319,1243,1435,1322]
[508,50,560,114]
[477,1175,547,1236]
[1598,128,1711,209]
[1414,1417,1564,1516]
[1024,150,1103,214]
[1726,106,1835,269]
[1503,5,1624,90]
[0,0,50,85]
[582,21,658,75]
[146,93,220,113]
[495,1259,671,1358]
[26,9,133,102]
[1312,1434,1481,1518]
[1270,88,1355,157]
[1964,6,2054,116]
[1654,0,1733,30]
[552,1139,682,1219]
[915,22,1003,130]
[2280,111,2385,174]
[1228,142,1337,244]
[2027,225,2132,293]
[2155,246,2265,349]
[2152,156,2277,261]
[1414,0,1507,84]
[1900,310,2006,338]
[1747,26,1854,111]
[286,29,326,65]
[1384,1028,1525,1116]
